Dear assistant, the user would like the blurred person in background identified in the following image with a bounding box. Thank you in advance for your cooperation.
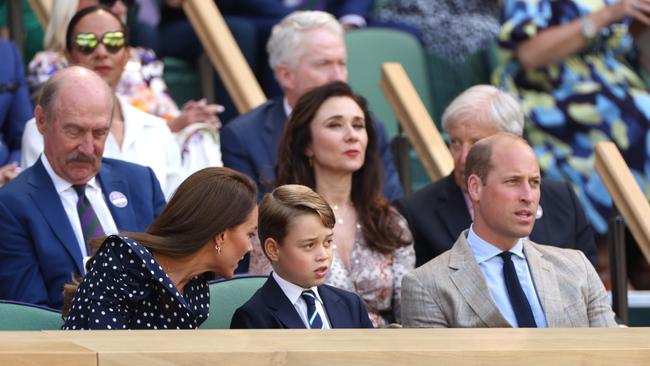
[0,39,32,186]
[27,0,223,176]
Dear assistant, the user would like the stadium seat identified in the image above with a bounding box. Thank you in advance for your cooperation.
[345,28,434,191]
[0,300,63,330]
[345,27,433,139]
[162,57,202,107]
[427,41,497,125]
[200,275,267,329]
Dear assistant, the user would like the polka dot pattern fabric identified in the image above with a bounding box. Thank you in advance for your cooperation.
[63,235,210,330]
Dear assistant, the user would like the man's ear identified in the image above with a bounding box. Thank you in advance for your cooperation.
[467,174,482,202]
[264,238,281,262]
[35,105,47,135]
[275,63,294,91]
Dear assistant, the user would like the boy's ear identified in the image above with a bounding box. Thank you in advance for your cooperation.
[264,238,281,262]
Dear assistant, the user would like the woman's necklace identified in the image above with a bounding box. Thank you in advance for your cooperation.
[331,201,354,225]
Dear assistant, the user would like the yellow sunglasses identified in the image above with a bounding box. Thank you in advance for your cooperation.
[73,31,126,54]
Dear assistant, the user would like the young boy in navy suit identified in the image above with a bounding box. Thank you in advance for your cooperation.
[230,184,373,329]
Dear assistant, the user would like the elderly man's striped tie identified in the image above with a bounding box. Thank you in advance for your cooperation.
[301,290,324,329]
[73,184,105,256]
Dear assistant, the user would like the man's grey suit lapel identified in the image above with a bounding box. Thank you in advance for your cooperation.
[524,241,565,327]
[449,234,511,328]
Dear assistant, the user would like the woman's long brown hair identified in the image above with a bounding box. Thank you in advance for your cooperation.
[62,167,257,317]
[276,81,410,254]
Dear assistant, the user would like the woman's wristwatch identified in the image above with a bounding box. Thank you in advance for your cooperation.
[580,17,598,41]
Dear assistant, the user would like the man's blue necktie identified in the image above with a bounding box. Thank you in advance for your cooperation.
[498,251,537,328]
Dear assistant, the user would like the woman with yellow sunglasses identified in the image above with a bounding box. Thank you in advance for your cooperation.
[22,6,183,199]
[24,1,223,187]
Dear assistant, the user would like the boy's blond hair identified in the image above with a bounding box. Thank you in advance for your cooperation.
[258,184,335,260]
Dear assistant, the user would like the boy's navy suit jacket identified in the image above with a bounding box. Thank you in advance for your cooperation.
[230,274,374,329]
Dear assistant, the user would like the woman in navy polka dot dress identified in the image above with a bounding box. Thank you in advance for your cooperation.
[62,167,258,330]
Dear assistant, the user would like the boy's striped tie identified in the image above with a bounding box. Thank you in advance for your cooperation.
[301,290,324,329]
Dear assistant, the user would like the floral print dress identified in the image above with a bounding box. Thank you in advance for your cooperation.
[326,213,415,328]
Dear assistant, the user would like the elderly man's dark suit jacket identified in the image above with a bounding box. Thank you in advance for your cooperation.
[394,173,597,267]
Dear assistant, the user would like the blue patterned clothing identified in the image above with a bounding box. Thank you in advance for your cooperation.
[63,235,210,330]
[493,0,650,233]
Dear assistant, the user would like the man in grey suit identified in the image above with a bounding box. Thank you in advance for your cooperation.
[394,85,596,268]
[401,133,616,328]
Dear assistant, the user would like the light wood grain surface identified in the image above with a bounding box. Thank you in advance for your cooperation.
[380,62,453,182]
[2,328,646,365]
[595,142,650,264]
[0,331,95,366]
[27,0,51,29]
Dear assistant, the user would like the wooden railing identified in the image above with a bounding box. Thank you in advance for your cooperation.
[595,141,650,264]
[380,62,453,182]
[182,0,266,113]
[1,328,649,365]
[27,0,51,29]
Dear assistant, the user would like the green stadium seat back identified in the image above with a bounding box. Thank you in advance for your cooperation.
[0,300,63,330]
[162,57,202,107]
[345,28,433,139]
[200,276,267,329]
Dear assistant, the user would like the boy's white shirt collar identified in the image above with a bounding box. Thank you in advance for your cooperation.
[272,271,325,306]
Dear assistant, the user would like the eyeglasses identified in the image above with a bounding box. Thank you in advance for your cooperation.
[99,0,134,7]
[73,31,126,54]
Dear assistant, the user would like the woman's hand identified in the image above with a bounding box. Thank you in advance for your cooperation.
[609,0,650,26]
[168,99,224,132]
[516,0,650,71]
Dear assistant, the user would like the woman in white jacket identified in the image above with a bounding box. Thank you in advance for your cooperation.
[22,6,185,199]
